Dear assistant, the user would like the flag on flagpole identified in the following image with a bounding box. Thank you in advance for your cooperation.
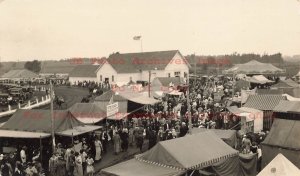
[133,36,141,40]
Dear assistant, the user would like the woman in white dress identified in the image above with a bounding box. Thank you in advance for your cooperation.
[74,152,83,176]
[86,154,94,176]
[94,137,102,161]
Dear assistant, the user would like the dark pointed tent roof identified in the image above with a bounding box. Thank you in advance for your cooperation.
[223,60,285,75]
[261,118,300,169]
[0,109,84,133]
[94,90,127,102]
[136,131,239,170]
[68,103,106,124]
[271,79,299,89]
[262,118,300,150]
[191,128,237,147]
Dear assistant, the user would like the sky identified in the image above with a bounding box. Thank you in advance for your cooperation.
[0,0,300,61]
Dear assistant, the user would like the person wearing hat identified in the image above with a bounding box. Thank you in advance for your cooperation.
[48,152,58,176]
[20,146,27,164]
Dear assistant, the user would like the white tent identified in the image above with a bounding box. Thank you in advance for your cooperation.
[258,153,300,176]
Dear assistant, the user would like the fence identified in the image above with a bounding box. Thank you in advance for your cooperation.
[0,93,53,118]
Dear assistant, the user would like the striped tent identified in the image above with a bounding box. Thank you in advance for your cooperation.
[136,131,239,170]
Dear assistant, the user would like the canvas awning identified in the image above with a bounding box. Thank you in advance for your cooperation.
[100,158,184,176]
[118,91,160,105]
[0,130,50,139]
[55,125,102,137]
[227,106,244,115]
[273,100,300,113]
[106,112,130,120]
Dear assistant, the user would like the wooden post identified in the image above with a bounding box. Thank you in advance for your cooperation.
[40,136,43,163]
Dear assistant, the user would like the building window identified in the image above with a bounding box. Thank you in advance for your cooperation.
[168,73,171,77]
[100,75,102,81]
[184,72,187,78]
[174,71,180,77]
[112,75,114,82]
[130,77,132,81]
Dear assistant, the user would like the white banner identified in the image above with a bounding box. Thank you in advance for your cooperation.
[107,102,119,117]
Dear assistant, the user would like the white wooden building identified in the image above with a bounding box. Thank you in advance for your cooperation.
[99,50,190,86]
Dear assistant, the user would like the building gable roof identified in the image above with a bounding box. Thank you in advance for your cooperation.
[1,69,39,78]
[69,65,100,77]
[107,50,185,73]
[244,94,287,111]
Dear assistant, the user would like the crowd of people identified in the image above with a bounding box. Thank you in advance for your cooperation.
[0,75,274,175]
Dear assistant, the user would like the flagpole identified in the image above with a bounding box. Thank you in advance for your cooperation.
[50,81,55,153]
[141,37,143,52]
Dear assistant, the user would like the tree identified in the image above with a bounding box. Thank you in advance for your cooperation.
[24,60,41,73]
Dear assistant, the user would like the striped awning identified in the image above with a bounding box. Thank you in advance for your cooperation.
[244,95,287,111]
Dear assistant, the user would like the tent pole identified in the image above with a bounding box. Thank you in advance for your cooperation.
[72,133,74,146]
[50,80,56,154]
[40,136,43,163]
[189,170,195,176]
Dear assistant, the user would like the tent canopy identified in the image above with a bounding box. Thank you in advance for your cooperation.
[273,100,300,113]
[223,60,285,75]
[137,131,239,170]
[262,118,300,150]
[191,128,236,147]
[258,153,300,176]
[0,109,84,133]
[69,103,106,124]
[118,89,161,105]
[272,79,299,89]
[0,130,50,139]
[100,158,184,176]
[55,125,102,137]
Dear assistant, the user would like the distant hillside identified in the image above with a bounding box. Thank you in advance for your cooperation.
[283,55,300,63]
[0,58,98,76]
